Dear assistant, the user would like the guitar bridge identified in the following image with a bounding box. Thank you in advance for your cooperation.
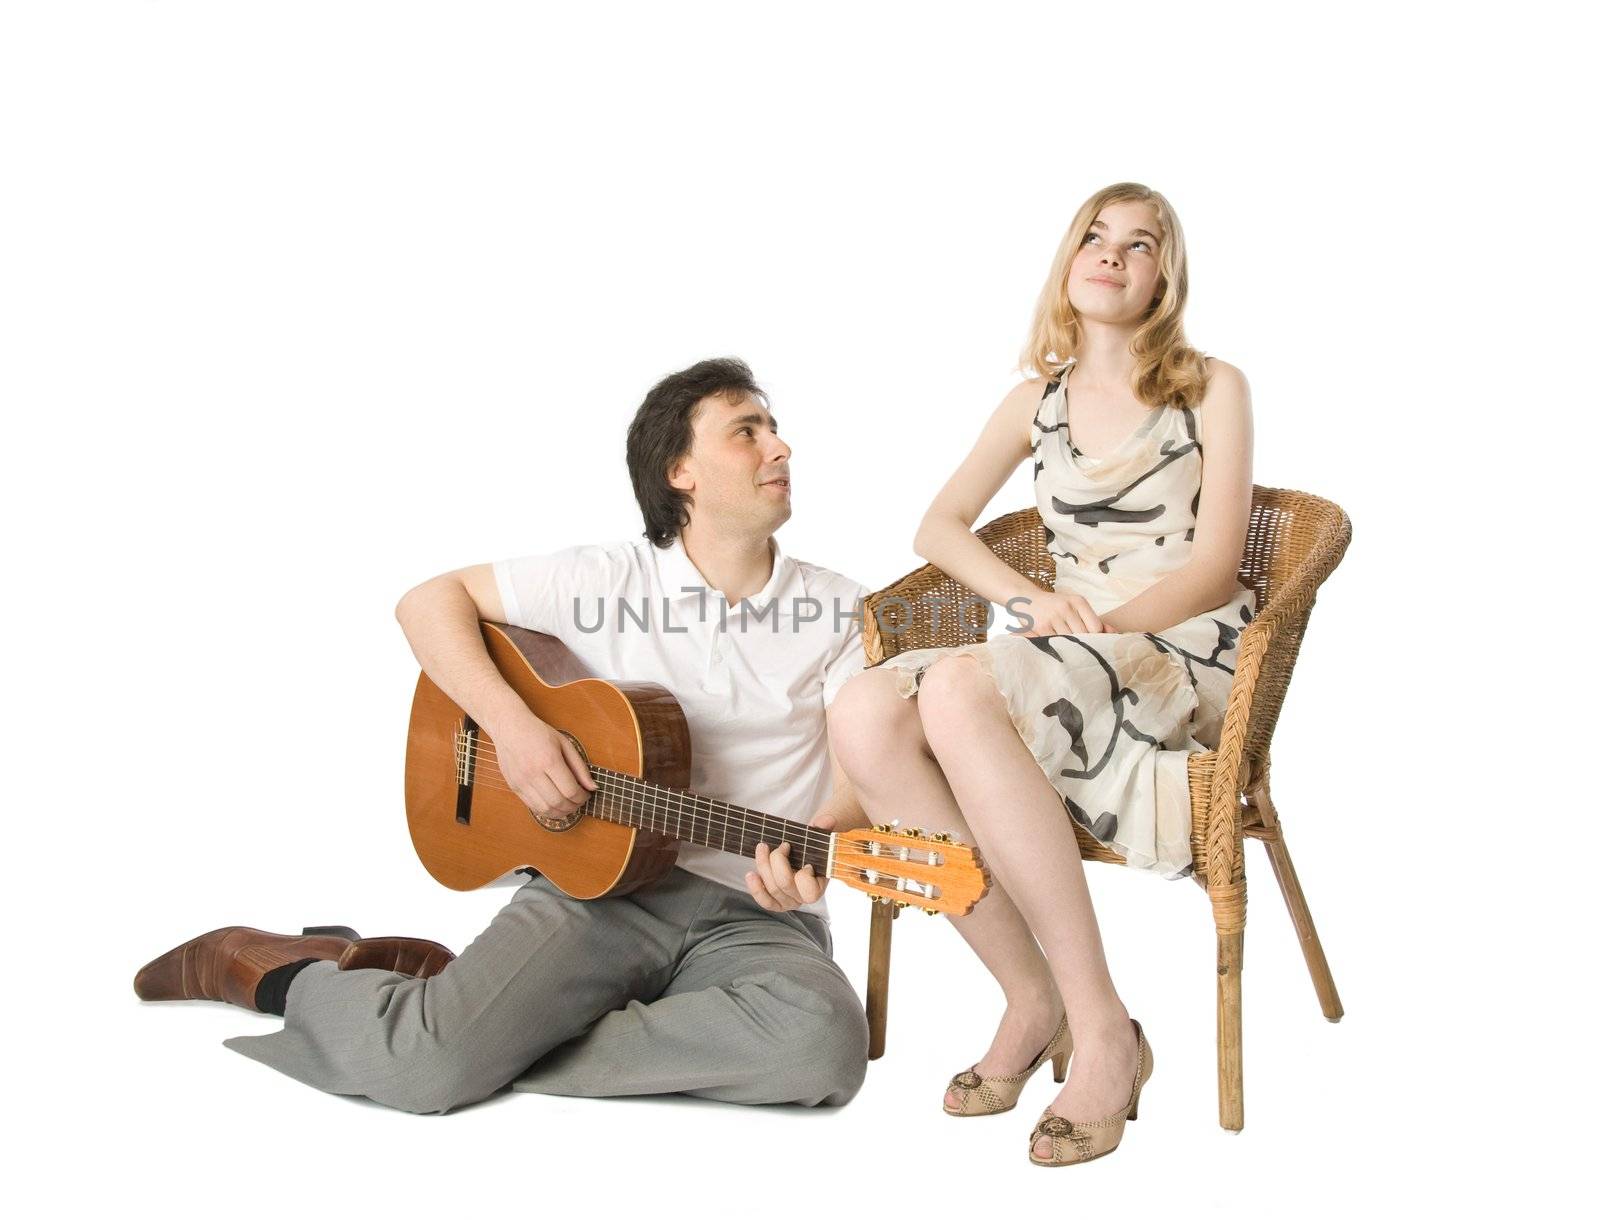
[453,717,479,825]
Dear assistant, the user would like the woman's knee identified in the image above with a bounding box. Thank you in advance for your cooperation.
[915,654,1007,745]
[830,669,925,775]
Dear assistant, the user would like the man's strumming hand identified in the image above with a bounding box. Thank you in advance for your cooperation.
[491,707,597,819]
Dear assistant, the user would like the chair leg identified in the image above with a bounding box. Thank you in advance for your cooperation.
[1216,925,1245,1131]
[1252,781,1344,1022]
[866,900,897,1060]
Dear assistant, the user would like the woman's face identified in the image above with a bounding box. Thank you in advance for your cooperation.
[1065,199,1166,324]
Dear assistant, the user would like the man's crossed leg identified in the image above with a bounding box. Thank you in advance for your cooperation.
[222,869,869,1114]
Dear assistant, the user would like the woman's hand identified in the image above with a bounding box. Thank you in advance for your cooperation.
[1017,590,1106,636]
[747,813,835,911]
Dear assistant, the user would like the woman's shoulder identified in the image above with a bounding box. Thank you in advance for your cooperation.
[991,374,1054,428]
[1007,374,1053,403]
[1197,355,1249,403]
[1187,357,1252,446]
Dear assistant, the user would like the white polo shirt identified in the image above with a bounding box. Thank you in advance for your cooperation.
[492,534,868,919]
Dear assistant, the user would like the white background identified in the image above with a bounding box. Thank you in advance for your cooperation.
[4,1,1593,1214]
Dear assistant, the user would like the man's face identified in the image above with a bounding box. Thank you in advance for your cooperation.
[668,391,792,535]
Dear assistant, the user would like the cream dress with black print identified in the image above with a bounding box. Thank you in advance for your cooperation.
[875,356,1257,878]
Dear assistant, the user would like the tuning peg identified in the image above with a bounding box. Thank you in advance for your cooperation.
[923,907,939,916]
[894,900,910,910]
[904,827,924,839]
[873,823,893,834]
[931,832,952,843]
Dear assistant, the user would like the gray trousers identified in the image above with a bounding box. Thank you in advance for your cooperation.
[223,868,869,1115]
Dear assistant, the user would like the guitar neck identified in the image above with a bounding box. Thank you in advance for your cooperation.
[585,766,830,874]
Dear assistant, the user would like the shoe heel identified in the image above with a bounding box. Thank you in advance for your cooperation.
[302,925,361,940]
[1052,1050,1068,1083]
[1126,1022,1153,1120]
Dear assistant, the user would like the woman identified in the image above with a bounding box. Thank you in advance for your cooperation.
[829,182,1256,1165]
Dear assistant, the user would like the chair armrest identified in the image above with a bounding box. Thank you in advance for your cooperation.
[863,507,1054,666]
[863,563,993,664]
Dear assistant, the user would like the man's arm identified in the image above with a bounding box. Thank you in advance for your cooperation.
[395,565,525,734]
[395,564,594,816]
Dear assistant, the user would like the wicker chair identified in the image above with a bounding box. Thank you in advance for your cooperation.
[860,485,1351,1131]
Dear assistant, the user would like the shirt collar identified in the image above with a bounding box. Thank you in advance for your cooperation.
[655,535,800,611]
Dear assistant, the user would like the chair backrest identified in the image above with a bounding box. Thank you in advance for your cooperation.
[1227,487,1352,783]
[863,485,1352,786]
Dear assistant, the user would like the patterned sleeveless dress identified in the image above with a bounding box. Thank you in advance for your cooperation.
[873,356,1257,877]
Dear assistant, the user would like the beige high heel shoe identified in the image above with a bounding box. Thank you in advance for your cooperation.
[1028,1018,1154,1166]
[943,1013,1072,1116]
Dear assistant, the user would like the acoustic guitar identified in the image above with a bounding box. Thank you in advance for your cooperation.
[404,623,989,916]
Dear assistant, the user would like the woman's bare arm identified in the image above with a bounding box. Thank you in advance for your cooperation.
[912,377,1052,605]
[1099,360,1255,634]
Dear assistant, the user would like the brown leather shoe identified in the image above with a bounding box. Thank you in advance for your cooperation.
[135,924,458,1012]
[337,936,454,978]
[133,926,355,1011]
[299,926,454,977]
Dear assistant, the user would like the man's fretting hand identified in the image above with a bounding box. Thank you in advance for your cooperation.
[747,813,836,911]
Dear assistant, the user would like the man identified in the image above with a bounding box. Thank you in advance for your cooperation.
[133,357,874,1113]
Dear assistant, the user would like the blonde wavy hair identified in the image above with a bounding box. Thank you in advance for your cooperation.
[1021,182,1209,410]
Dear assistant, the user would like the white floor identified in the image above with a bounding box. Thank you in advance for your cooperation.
[55,798,1562,1216]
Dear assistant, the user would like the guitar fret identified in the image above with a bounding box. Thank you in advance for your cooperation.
[592,768,821,873]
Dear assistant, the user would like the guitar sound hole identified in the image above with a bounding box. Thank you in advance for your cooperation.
[532,808,585,831]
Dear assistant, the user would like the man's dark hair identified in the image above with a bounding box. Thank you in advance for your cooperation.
[626,356,769,547]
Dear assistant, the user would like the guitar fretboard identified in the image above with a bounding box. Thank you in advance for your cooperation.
[582,765,831,874]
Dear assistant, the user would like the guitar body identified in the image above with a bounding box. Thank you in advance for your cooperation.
[405,623,689,897]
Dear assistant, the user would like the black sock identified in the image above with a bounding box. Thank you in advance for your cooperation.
[254,957,319,1016]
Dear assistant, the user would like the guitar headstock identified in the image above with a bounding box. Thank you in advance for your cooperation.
[829,824,990,916]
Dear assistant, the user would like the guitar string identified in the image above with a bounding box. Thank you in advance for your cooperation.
[445,765,939,869]
[435,766,944,900]
[458,734,831,844]
[458,736,838,855]
[435,761,954,903]
[460,759,956,886]
[457,737,958,870]
[463,767,835,862]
